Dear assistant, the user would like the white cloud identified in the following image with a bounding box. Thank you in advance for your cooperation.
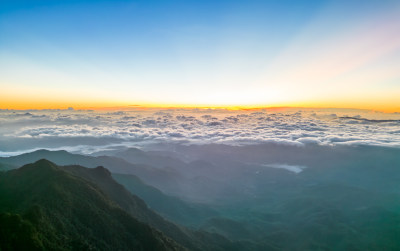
[262,164,307,174]
[1,108,400,155]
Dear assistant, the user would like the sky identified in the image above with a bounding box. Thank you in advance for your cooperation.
[1,0,400,111]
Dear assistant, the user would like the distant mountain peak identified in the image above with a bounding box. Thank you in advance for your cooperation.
[93,165,112,176]
[123,147,145,154]
[32,149,66,154]
[20,159,58,172]
[34,158,56,166]
[19,149,71,157]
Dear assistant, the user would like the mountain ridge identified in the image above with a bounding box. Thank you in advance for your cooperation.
[0,159,185,251]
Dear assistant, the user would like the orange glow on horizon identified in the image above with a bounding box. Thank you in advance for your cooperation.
[1,82,399,112]
[1,99,399,113]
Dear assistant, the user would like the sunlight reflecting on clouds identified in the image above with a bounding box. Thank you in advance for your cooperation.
[1,108,399,155]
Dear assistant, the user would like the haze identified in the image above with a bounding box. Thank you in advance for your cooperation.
[1,1,400,250]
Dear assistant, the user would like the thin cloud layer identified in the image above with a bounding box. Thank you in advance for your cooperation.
[262,164,307,174]
[0,108,399,155]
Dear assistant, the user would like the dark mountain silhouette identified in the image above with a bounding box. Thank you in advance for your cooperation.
[3,144,400,250]
[0,159,246,251]
[58,164,222,250]
[0,159,184,251]
[0,149,185,196]
[0,150,222,227]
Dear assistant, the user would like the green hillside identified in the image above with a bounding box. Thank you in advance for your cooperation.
[0,159,184,251]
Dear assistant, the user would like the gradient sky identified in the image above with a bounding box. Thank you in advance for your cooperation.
[1,0,400,111]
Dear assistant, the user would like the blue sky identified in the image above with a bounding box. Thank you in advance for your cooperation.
[1,0,400,110]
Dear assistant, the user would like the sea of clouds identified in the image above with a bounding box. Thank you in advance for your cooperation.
[0,108,399,156]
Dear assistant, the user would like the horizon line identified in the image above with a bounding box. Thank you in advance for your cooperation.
[1,105,398,114]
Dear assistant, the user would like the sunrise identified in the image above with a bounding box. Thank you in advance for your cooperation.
[2,0,400,111]
[1,1,400,250]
